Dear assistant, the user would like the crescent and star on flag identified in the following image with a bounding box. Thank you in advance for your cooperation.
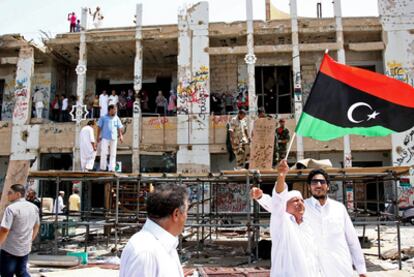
[347,102,380,124]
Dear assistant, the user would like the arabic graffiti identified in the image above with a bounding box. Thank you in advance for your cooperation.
[177,65,209,118]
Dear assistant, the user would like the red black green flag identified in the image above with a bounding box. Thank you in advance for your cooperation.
[296,54,414,141]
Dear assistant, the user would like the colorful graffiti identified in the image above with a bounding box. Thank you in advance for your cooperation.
[209,115,229,128]
[145,117,175,130]
[398,180,414,209]
[386,61,414,87]
[214,183,249,213]
[12,83,29,121]
[177,65,209,118]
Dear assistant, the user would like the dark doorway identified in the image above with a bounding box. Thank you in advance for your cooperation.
[142,76,172,114]
[255,66,293,114]
[0,79,4,121]
[39,153,73,201]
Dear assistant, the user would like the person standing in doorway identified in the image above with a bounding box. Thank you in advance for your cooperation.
[0,184,40,277]
[50,95,60,121]
[118,90,127,117]
[99,90,109,118]
[97,104,124,172]
[80,120,97,171]
[167,90,177,116]
[92,95,100,118]
[61,95,69,122]
[33,88,44,119]
[108,90,119,109]
[155,90,167,115]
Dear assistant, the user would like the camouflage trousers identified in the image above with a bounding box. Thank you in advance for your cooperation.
[273,149,286,167]
[234,143,250,168]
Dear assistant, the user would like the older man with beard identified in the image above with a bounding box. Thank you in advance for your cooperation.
[251,167,367,277]
[251,160,323,276]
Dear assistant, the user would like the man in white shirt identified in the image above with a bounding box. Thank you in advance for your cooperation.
[108,90,119,108]
[252,167,367,277]
[54,191,65,214]
[99,90,109,118]
[120,183,189,277]
[251,160,322,277]
[32,89,44,119]
[61,95,69,122]
[80,120,97,171]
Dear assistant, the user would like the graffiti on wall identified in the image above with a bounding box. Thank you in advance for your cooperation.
[13,78,30,121]
[1,78,16,120]
[177,65,209,118]
[398,179,414,209]
[394,129,414,166]
[214,183,249,213]
[145,117,175,130]
[386,61,414,87]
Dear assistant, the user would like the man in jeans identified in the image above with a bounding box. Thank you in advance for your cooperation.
[0,184,40,277]
[97,104,123,171]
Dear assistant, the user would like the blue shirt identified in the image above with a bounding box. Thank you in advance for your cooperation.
[98,114,123,140]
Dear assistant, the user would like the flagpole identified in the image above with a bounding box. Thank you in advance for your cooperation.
[283,132,296,161]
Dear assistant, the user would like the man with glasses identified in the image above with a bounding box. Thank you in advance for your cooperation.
[0,184,40,277]
[120,183,189,277]
[251,167,367,277]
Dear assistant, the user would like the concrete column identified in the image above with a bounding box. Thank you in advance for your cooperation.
[132,3,143,173]
[265,0,271,21]
[290,0,304,161]
[0,46,35,218]
[73,7,88,171]
[379,0,414,171]
[177,2,210,173]
[245,0,257,118]
[333,0,351,168]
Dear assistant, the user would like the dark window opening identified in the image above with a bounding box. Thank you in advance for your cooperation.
[140,153,176,173]
[39,153,73,202]
[255,66,293,114]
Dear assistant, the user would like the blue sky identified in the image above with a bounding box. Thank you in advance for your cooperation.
[0,0,379,44]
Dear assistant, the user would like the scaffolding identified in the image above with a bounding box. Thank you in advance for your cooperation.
[29,166,410,268]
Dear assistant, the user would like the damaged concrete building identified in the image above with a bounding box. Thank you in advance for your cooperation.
[0,0,413,187]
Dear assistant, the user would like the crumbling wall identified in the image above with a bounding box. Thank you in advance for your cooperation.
[0,72,15,120]
[379,0,414,166]
[210,55,237,94]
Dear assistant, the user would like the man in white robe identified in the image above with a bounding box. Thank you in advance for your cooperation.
[80,120,97,171]
[251,160,322,277]
[99,90,108,117]
[252,166,367,277]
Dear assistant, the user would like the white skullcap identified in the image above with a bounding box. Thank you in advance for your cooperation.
[285,190,303,202]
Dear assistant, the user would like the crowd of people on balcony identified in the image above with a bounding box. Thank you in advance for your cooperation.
[31,89,256,122]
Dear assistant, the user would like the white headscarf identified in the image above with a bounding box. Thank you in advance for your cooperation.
[285,190,303,202]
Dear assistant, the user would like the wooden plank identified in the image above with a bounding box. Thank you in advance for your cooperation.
[0,160,30,219]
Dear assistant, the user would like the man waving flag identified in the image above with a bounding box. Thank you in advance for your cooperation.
[296,54,414,141]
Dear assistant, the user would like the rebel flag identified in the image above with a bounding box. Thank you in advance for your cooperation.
[296,54,414,141]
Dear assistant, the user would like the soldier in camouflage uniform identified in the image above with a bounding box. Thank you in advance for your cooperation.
[273,118,290,165]
[229,109,250,169]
